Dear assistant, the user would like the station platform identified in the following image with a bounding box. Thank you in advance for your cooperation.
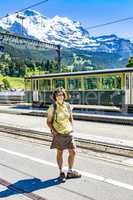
[0,104,132,125]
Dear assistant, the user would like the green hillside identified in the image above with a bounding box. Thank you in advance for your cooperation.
[0,76,24,90]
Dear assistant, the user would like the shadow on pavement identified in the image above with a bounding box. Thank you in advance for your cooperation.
[0,177,62,197]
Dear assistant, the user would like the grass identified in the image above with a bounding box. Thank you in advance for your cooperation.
[0,76,25,89]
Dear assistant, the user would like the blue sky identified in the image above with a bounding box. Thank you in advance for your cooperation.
[1,0,133,40]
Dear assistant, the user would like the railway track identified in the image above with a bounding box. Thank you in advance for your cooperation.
[0,124,133,157]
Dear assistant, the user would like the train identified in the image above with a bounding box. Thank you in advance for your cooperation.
[25,67,133,112]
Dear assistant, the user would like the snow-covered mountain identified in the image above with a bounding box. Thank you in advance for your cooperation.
[0,9,133,56]
[93,35,133,57]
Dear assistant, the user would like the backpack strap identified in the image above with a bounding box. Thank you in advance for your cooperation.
[65,102,73,122]
[53,102,57,117]
[52,102,58,123]
[65,102,72,115]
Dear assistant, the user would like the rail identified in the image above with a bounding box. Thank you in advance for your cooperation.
[0,124,133,157]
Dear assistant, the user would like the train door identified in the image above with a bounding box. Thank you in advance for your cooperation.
[125,73,132,105]
[32,79,39,102]
[131,72,133,104]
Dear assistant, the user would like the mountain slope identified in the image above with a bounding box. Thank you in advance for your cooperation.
[0,10,95,48]
[0,9,133,57]
[0,9,133,69]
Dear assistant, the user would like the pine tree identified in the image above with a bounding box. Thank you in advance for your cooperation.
[126,57,133,68]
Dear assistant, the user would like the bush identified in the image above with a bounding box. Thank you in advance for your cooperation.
[2,78,11,90]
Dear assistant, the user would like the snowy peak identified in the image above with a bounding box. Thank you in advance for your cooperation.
[94,34,118,42]
[23,9,41,17]
[0,9,133,56]
[0,9,94,48]
[45,15,93,47]
[51,15,90,38]
[93,34,133,55]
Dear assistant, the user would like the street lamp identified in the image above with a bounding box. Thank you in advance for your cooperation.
[16,13,25,35]
[56,45,61,72]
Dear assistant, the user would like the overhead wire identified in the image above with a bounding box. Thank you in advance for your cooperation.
[15,0,48,13]
[0,1,133,35]
[0,0,48,20]
[86,16,133,30]
[1,1,132,30]
[0,1,132,52]
[0,0,60,51]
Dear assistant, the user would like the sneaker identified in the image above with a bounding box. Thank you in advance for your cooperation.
[59,172,66,182]
[66,170,81,179]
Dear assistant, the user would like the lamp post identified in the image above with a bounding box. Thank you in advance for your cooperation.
[16,13,25,35]
[56,45,61,72]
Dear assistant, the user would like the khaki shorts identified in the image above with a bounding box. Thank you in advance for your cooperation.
[50,133,76,150]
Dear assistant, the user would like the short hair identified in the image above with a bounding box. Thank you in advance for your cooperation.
[52,87,68,101]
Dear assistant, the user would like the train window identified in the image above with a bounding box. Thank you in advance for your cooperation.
[39,80,44,91]
[67,78,81,91]
[116,76,121,89]
[39,79,51,91]
[53,79,65,89]
[44,79,51,91]
[102,77,114,90]
[84,77,98,90]
[102,76,121,90]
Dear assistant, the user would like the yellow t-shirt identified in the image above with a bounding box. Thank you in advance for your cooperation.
[48,102,73,134]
